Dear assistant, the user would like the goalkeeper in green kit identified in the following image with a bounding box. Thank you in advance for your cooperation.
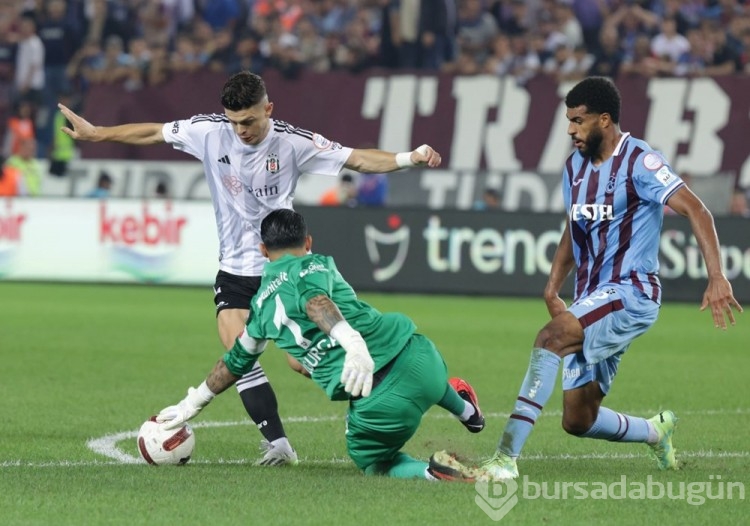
[156,209,483,481]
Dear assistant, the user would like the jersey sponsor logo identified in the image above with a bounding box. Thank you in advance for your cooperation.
[312,133,332,150]
[572,177,584,186]
[365,215,410,282]
[642,152,664,171]
[255,271,289,308]
[266,153,279,174]
[569,204,615,221]
[218,155,230,165]
[299,262,328,278]
[654,165,677,187]
[171,121,179,134]
[221,175,243,196]
[247,184,279,197]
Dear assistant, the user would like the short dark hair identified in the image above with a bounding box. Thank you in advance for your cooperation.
[261,209,308,250]
[565,76,621,124]
[220,71,267,111]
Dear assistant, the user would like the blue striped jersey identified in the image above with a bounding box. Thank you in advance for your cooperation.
[563,133,684,304]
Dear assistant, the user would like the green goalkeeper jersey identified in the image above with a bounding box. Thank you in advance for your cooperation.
[247,253,416,400]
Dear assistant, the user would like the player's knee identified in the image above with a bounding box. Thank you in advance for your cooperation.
[561,415,593,436]
[534,326,565,355]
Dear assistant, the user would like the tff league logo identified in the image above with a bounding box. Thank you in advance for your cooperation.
[364,214,410,282]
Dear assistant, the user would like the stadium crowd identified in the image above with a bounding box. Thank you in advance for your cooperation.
[1,0,750,206]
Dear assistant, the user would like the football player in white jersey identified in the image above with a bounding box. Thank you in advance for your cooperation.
[58,71,442,465]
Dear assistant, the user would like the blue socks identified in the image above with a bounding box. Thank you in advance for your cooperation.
[499,348,561,457]
[581,406,654,442]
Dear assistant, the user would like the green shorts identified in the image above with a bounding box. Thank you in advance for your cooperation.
[346,333,449,471]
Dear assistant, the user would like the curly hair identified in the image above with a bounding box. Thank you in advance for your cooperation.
[220,71,267,111]
[564,77,621,124]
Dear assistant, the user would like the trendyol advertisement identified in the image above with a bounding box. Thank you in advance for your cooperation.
[1,200,748,302]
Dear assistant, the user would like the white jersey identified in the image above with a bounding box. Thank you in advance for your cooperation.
[162,115,353,276]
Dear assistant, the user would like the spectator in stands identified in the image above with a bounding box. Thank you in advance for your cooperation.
[198,0,241,32]
[651,17,690,64]
[206,27,236,72]
[0,158,25,197]
[702,20,741,75]
[39,0,79,154]
[554,0,584,51]
[5,137,42,196]
[228,31,267,74]
[14,12,45,109]
[674,27,707,77]
[320,173,358,207]
[419,0,458,71]
[357,172,388,207]
[508,32,540,84]
[571,0,612,56]
[588,25,624,78]
[485,33,515,75]
[728,188,750,218]
[296,17,330,72]
[48,91,76,177]
[154,179,170,199]
[3,99,35,158]
[457,0,499,65]
[65,38,103,95]
[490,0,531,38]
[170,33,205,74]
[603,2,659,61]
[86,170,113,198]
[473,187,501,211]
[620,34,664,77]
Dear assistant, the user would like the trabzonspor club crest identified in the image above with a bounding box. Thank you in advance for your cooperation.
[266,153,280,174]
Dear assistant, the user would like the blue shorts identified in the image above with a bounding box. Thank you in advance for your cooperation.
[562,283,659,394]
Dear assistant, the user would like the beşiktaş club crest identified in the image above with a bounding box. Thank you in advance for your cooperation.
[266,153,280,174]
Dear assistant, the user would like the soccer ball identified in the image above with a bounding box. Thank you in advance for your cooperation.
[137,416,195,465]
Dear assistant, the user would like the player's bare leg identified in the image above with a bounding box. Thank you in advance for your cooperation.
[218,308,297,465]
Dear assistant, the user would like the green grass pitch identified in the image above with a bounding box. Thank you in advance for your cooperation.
[0,282,747,525]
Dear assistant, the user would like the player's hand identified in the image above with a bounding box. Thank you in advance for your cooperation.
[700,275,743,329]
[341,346,374,398]
[57,103,98,141]
[411,144,442,168]
[156,383,215,430]
[545,295,567,319]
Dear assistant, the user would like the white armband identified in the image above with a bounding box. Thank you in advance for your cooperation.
[186,381,216,408]
[237,329,268,355]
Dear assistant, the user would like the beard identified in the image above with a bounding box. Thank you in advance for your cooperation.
[579,127,604,158]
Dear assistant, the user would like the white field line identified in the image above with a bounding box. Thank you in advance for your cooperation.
[1,408,748,468]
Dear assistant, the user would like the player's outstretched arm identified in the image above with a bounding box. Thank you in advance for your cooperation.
[57,103,165,145]
[666,186,743,328]
[306,294,374,397]
[344,144,441,173]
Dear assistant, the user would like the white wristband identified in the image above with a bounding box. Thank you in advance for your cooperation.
[188,381,215,408]
[395,151,415,169]
[330,321,368,355]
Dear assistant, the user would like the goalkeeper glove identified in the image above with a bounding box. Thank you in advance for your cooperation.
[331,321,374,397]
[156,381,215,430]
